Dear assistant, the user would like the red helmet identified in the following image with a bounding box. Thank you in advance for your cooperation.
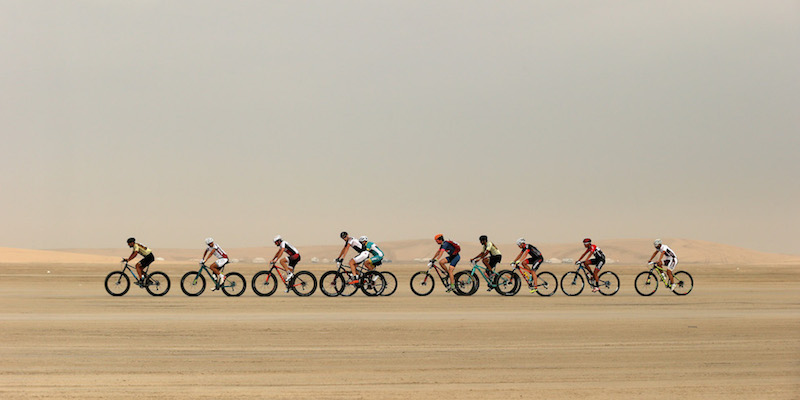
[583,238,592,244]
[434,234,444,241]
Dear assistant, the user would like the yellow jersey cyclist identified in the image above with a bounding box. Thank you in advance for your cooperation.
[470,235,502,284]
[201,237,229,290]
[124,237,155,286]
[431,234,461,293]
[510,238,544,292]
[648,239,679,291]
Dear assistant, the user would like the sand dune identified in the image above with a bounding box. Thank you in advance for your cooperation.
[0,247,119,264]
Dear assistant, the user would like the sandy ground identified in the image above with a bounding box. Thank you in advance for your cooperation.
[0,262,798,399]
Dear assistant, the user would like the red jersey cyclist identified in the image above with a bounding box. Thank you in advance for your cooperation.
[648,239,679,291]
[271,235,301,280]
[510,238,544,293]
[201,237,229,289]
[431,234,461,293]
[576,238,606,292]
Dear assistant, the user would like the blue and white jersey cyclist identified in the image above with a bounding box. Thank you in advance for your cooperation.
[430,234,461,293]
[648,239,679,291]
[336,231,370,282]
[271,235,301,280]
[202,237,229,289]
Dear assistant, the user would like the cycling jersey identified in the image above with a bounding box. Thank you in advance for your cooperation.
[524,244,543,259]
[483,241,501,256]
[132,243,152,257]
[347,237,365,253]
[365,242,384,258]
[206,243,228,259]
[280,241,299,256]
[587,244,605,260]
[659,244,677,260]
[440,240,460,256]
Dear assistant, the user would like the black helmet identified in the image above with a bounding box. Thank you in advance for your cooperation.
[127,237,136,244]
[479,235,488,243]
[340,231,348,239]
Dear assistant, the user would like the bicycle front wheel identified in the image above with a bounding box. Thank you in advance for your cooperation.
[290,271,317,296]
[634,271,658,296]
[410,271,435,296]
[251,271,278,296]
[145,271,170,296]
[561,271,584,296]
[180,271,206,296]
[493,270,517,296]
[104,271,130,296]
[454,271,478,296]
[360,271,386,296]
[380,271,398,296]
[535,271,558,297]
[672,271,693,295]
[222,272,246,297]
[319,271,344,297]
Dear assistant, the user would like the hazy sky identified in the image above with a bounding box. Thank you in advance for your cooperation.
[1,1,798,254]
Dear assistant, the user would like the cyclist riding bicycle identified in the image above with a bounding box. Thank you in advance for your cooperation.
[358,236,384,270]
[201,237,229,289]
[576,238,606,292]
[648,239,679,291]
[470,235,502,280]
[336,231,370,282]
[271,235,301,280]
[431,234,461,293]
[510,238,544,292]
[124,237,155,285]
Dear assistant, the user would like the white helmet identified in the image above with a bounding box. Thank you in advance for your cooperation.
[273,235,282,243]
[358,236,368,243]
[516,238,526,246]
[654,239,662,247]
[205,237,214,245]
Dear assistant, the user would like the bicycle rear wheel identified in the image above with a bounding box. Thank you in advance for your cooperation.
[251,271,278,296]
[561,271,584,296]
[597,271,620,296]
[104,271,130,296]
[410,271,435,296]
[180,271,206,296]
[145,271,170,296]
[494,270,518,296]
[290,271,317,296]
[634,271,658,296]
[360,271,385,296]
[535,271,558,296]
[672,271,693,295]
[319,271,344,297]
[222,272,246,297]
[340,273,359,297]
[454,271,478,296]
[380,271,397,296]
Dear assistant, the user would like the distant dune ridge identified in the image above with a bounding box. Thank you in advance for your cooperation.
[2,238,798,265]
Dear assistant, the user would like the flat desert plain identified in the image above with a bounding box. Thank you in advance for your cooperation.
[0,262,798,399]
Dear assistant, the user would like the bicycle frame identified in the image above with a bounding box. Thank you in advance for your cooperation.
[120,260,148,282]
[192,263,231,289]
[648,263,674,285]
[466,261,496,287]
[425,262,451,285]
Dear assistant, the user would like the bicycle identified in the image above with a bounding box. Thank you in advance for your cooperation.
[180,262,246,296]
[496,261,558,296]
[634,262,693,296]
[319,260,386,297]
[561,261,620,296]
[251,262,317,297]
[453,261,516,296]
[104,259,171,296]
[409,260,458,296]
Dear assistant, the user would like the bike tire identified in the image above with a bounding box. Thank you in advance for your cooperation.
[222,272,246,297]
[360,271,386,296]
[380,271,398,296]
[454,271,478,296]
[672,271,693,296]
[251,271,278,296]
[561,271,584,296]
[410,271,435,296]
[319,271,344,297]
[494,270,518,296]
[634,271,658,296]
[535,271,558,297]
[598,271,620,296]
[104,271,130,296]
[144,271,170,296]
[340,273,359,297]
[181,271,206,296]
[290,271,317,297]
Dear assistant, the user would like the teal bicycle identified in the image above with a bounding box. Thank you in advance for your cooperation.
[453,261,517,296]
[180,262,246,296]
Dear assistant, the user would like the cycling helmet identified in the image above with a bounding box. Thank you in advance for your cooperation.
[358,236,368,243]
[479,235,488,243]
[273,235,282,243]
[583,238,592,244]
[434,234,444,241]
[127,237,136,244]
[340,231,348,239]
[516,238,526,246]
[205,237,214,245]
[654,239,662,247]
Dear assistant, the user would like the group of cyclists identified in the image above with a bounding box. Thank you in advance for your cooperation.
[124,233,680,293]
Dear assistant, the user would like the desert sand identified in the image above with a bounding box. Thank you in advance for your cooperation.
[0,254,798,399]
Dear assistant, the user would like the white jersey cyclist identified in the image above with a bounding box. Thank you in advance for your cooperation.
[658,244,678,270]
[279,240,299,256]
[205,241,229,268]
[349,236,371,263]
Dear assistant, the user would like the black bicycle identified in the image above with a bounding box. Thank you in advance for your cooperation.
[561,261,620,296]
[319,260,386,297]
[104,259,170,296]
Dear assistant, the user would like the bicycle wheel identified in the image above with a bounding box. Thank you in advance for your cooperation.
[535,271,558,297]
[144,271,170,296]
[454,271,478,296]
[494,270,518,296]
[597,271,620,296]
[561,271,584,296]
[290,271,317,296]
[410,271,435,296]
[222,272,246,297]
[104,271,130,296]
[319,271,344,297]
[360,271,386,296]
[340,272,359,297]
[380,271,398,296]
[251,271,278,296]
[672,271,693,296]
[180,271,206,296]
[634,271,658,296]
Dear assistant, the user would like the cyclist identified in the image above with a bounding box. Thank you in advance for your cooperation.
[358,236,384,270]
[431,234,460,293]
[336,231,370,282]
[648,239,679,291]
[470,235,502,283]
[510,238,544,293]
[576,238,606,292]
[124,237,155,286]
[201,237,229,289]
[271,235,301,280]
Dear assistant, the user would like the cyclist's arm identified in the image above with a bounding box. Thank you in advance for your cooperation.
[201,249,210,264]
[337,243,350,259]
[656,251,665,264]
[471,250,488,262]
[577,249,590,262]
[271,248,285,263]
[647,250,658,263]
[511,249,525,263]
[431,249,443,261]
[127,250,137,262]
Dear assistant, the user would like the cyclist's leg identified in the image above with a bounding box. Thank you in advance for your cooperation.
[279,257,290,276]
[351,251,369,279]
[481,256,491,274]
[592,259,604,285]
[287,254,300,275]
[529,258,541,287]
[666,259,677,286]
[215,259,228,282]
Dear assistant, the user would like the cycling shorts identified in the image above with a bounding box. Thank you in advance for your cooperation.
[353,251,370,264]
[526,257,543,271]
[288,253,301,267]
[664,258,677,271]
[214,258,229,269]
[589,257,605,270]
[140,253,155,268]
[446,254,461,267]
[488,254,502,268]
[369,255,383,265]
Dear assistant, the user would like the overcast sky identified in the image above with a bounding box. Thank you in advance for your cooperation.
[1,1,798,254]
